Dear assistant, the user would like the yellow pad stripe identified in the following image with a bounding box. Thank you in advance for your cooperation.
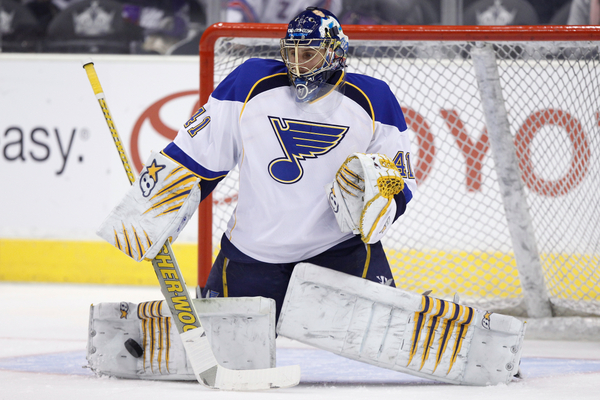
[149,317,155,373]
[147,188,192,212]
[157,316,163,374]
[122,222,133,259]
[155,204,184,217]
[336,176,357,196]
[144,231,153,249]
[132,225,146,259]
[338,172,362,192]
[113,229,121,250]
[153,174,198,198]
[407,296,432,367]
[164,316,171,373]
[433,302,462,373]
[448,306,474,374]
[166,166,183,180]
[141,317,148,371]
[362,195,392,242]
[420,298,446,370]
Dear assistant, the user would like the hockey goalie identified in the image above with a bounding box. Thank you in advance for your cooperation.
[91,151,524,386]
[91,6,525,387]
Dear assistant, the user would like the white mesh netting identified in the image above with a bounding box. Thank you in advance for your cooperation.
[205,36,600,318]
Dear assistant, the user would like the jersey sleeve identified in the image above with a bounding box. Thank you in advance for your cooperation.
[163,59,284,200]
[346,74,416,213]
[162,90,241,200]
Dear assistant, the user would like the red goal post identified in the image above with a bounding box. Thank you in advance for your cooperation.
[197,23,600,338]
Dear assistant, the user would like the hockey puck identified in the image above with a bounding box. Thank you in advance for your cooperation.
[124,338,144,358]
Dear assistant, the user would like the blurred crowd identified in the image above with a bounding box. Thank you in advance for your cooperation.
[0,0,598,55]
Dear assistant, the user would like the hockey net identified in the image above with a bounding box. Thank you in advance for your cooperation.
[197,24,600,330]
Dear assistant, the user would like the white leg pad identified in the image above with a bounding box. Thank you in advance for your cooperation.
[87,297,275,380]
[277,263,525,386]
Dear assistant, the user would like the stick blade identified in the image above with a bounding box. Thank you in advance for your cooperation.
[213,364,301,391]
[181,324,300,391]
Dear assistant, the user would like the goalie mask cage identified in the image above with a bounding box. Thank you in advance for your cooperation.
[197,24,600,339]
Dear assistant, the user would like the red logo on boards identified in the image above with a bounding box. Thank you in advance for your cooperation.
[130,90,199,173]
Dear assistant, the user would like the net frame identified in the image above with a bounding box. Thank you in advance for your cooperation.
[196,23,600,326]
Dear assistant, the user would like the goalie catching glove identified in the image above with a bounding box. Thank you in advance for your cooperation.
[97,151,201,261]
[326,153,404,243]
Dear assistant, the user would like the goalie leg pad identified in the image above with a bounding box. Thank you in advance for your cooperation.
[87,297,276,380]
[97,150,201,261]
[277,263,525,386]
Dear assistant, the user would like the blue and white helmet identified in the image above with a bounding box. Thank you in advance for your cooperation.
[280,7,349,101]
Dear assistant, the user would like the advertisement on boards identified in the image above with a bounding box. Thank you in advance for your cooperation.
[0,54,200,242]
[0,54,201,283]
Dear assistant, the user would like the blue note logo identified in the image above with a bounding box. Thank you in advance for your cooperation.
[268,116,348,184]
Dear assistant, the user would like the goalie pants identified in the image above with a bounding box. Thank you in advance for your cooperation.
[202,235,396,322]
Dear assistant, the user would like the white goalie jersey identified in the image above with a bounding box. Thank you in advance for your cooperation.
[163,58,417,263]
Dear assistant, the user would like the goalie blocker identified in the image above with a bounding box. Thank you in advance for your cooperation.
[97,150,201,262]
[277,263,525,386]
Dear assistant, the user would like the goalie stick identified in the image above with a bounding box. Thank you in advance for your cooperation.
[82,60,300,391]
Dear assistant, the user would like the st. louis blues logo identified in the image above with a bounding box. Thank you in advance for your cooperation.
[268,116,348,184]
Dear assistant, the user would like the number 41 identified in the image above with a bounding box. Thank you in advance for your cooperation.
[393,151,415,179]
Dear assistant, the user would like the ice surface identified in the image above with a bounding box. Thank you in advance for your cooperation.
[1,282,599,399]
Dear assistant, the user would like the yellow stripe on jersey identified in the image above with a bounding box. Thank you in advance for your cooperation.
[362,243,371,278]
[307,70,347,104]
[344,81,376,133]
[240,72,289,120]
[160,150,226,182]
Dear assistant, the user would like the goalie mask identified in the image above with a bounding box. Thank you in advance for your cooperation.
[280,7,349,103]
